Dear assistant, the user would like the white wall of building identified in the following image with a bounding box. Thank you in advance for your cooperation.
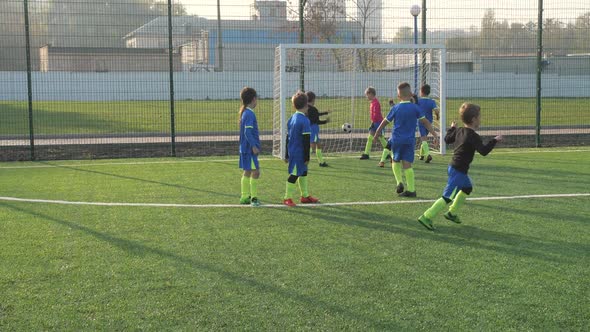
[1,72,589,101]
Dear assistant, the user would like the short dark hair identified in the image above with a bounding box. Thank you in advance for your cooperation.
[305,91,316,103]
[365,87,376,96]
[397,82,412,98]
[292,91,308,110]
[460,103,481,125]
[421,84,431,96]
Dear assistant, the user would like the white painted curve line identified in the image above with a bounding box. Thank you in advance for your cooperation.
[0,193,588,209]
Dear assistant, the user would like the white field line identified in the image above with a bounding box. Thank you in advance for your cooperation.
[1,149,589,169]
[0,193,588,209]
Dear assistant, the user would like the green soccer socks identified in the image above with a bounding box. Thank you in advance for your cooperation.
[364,135,374,155]
[392,162,403,185]
[284,181,297,200]
[448,190,468,215]
[250,177,258,199]
[405,168,415,192]
[424,198,449,219]
[380,148,391,163]
[420,141,430,157]
[298,176,309,197]
[316,148,325,164]
[241,176,250,201]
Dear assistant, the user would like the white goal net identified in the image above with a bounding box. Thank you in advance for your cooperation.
[272,43,447,159]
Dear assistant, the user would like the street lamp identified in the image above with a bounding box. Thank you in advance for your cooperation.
[411,4,421,94]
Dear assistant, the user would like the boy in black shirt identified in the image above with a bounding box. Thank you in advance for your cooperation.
[417,103,503,230]
[306,91,330,167]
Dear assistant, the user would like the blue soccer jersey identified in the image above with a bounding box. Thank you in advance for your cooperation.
[287,111,311,160]
[417,98,437,122]
[385,101,425,144]
[239,108,260,154]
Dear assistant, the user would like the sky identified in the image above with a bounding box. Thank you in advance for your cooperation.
[178,0,588,30]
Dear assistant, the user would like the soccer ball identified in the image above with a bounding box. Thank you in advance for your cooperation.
[342,123,352,133]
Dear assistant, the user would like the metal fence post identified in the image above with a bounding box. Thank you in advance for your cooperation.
[23,0,35,160]
[421,0,427,87]
[535,0,543,147]
[299,0,305,91]
[168,0,176,156]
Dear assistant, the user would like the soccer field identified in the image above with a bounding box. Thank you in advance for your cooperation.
[0,148,589,330]
[1,98,588,136]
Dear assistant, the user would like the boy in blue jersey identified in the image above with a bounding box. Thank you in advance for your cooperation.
[238,87,262,206]
[417,103,503,230]
[374,82,437,197]
[416,84,439,163]
[283,91,320,207]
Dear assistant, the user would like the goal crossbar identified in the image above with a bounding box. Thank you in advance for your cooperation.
[273,43,447,159]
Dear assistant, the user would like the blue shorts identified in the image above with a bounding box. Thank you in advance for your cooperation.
[369,121,383,132]
[239,153,259,171]
[418,116,433,137]
[390,140,415,163]
[418,123,430,137]
[442,166,473,199]
[288,158,307,176]
[310,124,320,143]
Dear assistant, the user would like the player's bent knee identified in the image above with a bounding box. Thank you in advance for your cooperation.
[462,187,473,195]
[442,196,452,203]
[252,170,260,178]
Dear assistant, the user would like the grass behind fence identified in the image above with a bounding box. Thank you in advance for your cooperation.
[1,98,589,136]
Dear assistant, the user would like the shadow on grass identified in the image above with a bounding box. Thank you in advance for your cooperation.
[42,162,235,199]
[0,202,400,330]
[284,205,584,265]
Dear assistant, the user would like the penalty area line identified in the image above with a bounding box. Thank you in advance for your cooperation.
[0,193,588,209]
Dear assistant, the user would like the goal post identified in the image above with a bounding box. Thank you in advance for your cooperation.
[272,43,447,159]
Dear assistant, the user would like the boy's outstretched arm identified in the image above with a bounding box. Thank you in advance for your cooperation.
[373,119,389,139]
[474,134,503,156]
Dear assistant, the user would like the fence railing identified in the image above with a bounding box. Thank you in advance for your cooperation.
[1,0,589,161]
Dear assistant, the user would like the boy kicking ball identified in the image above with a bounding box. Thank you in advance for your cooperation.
[418,103,504,230]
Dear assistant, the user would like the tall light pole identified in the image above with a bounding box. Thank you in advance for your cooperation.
[216,0,223,71]
[411,4,421,94]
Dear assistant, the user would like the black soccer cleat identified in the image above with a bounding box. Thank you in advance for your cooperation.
[319,162,329,167]
[425,155,433,163]
[419,156,424,160]
[398,191,417,197]
[360,154,369,160]
[396,183,405,194]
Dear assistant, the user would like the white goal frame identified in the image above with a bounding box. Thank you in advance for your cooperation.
[273,43,447,158]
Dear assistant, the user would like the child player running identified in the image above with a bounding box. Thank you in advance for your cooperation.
[238,87,262,206]
[283,91,320,207]
[360,87,391,167]
[417,103,503,230]
[305,91,330,167]
[416,84,439,163]
[374,82,437,197]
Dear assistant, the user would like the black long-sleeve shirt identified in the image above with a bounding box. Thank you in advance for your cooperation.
[307,106,329,125]
[445,126,497,173]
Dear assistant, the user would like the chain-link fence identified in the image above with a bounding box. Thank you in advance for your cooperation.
[1,0,589,161]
